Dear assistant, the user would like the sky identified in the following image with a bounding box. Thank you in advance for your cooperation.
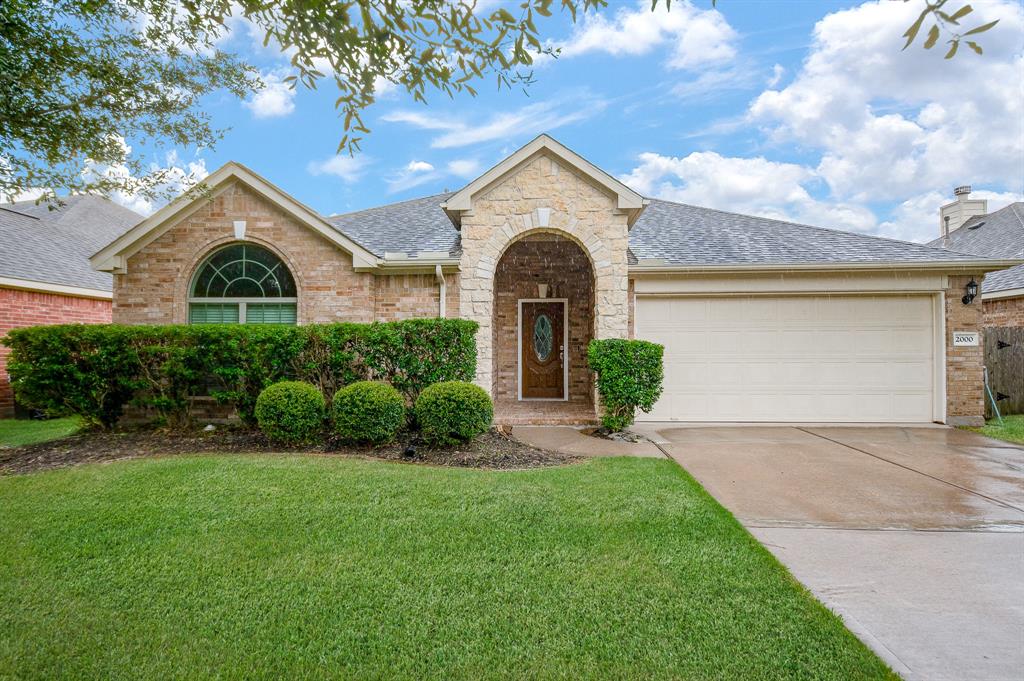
[119,0,1023,244]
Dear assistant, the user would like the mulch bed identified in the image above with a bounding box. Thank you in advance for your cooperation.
[0,425,581,476]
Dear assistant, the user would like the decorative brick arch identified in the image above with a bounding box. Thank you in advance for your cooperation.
[457,153,631,393]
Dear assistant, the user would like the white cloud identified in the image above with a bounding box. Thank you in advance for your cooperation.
[307,155,369,183]
[447,159,482,178]
[404,160,435,173]
[620,150,876,233]
[244,69,296,119]
[382,95,605,149]
[880,189,1024,242]
[80,142,208,216]
[749,0,1024,205]
[384,160,441,194]
[767,63,785,87]
[556,0,737,70]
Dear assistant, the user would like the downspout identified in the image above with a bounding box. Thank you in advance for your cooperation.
[435,265,446,318]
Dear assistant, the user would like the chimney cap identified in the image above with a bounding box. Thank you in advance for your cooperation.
[954,185,972,197]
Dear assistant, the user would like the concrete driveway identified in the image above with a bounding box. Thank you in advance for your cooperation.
[635,424,1024,681]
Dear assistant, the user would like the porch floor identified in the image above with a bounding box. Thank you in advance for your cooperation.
[494,399,598,426]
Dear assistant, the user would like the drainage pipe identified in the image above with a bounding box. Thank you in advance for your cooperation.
[435,265,446,318]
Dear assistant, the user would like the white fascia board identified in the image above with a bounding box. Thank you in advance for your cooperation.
[982,287,1024,301]
[90,162,381,272]
[0,276,112,299]
[442,134,645,214]
[628,259,1024,276]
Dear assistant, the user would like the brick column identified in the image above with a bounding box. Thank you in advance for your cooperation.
[945,274,985,426]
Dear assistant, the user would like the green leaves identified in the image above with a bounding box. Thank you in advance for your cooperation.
[587,339,664,432]
[901,2,999,60]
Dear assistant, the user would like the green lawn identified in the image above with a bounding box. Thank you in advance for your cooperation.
[0,416,82,448]
[968,414,1024,445]
[0,455,893,680]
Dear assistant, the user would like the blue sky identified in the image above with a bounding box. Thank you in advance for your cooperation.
[130,0,1023,243]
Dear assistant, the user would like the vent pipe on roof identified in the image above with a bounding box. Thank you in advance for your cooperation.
[939,185,988,238]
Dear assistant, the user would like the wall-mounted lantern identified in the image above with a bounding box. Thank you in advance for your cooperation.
[961,279,978,305]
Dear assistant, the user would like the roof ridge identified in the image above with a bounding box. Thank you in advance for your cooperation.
[646,196,959,255]
[326,192,453,220]
[0,205,40,220]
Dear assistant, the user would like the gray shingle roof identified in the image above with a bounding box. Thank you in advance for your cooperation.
[0,196,142,291]
[322,193,987,268]
[629,199,985,266]
[926,202,1024,294]
[325,192,460,258]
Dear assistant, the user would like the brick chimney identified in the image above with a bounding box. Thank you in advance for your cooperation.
[939,185,988,239]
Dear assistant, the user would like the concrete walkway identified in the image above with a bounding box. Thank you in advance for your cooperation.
[640,424,1024,681]
[510,425,663,458]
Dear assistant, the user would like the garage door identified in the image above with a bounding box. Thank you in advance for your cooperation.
[635,295,937,422]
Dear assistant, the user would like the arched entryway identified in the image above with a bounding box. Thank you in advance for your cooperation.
[492,232,596,423]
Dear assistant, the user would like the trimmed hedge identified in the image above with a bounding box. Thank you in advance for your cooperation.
[3,319,477,429]
[414,381,493,446]
[332,381,405,444]
[587,339,664,431]
[255,381,326,444]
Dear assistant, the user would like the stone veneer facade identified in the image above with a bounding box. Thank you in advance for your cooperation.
[457,152,629,393]
[112,183,456,325]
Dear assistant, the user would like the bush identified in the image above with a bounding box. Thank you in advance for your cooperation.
[3,325,140,429]
[414,381,493,446]
[587,339,664,431]
[332,381,405,444]
[2,319,478,429]
[254,381,326,444]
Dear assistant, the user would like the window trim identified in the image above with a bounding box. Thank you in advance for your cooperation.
[187,298,298,324]
[188,243,298,325]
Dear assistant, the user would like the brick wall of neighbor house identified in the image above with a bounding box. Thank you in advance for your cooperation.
[113,182,377,325]
[0,287,111,417]
[373,273,459,321]
[983,296,1024,327]
[493,234,594,406]
[459,152,631,393]
[945,274,986,426]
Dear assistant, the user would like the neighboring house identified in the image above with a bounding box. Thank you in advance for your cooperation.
[1,196,142,416]
[91,135,1019,426]
[927,189,1024,327]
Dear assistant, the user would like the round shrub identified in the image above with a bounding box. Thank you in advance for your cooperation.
[414,381,493,446]
[254,381,325,444]
[332,381,405,444]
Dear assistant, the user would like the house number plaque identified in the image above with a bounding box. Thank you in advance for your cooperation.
[952,331,979,347]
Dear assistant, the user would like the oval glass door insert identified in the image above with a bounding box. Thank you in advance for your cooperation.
[533,314,553,362]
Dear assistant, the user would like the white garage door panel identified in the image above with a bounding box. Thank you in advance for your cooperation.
[637,295,936,422]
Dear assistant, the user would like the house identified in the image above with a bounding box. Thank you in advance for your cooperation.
[1,196,141,416]
[927,188,1024,327]
[91,135,1019,426]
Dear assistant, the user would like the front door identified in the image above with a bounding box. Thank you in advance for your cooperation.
[520,300,565,400]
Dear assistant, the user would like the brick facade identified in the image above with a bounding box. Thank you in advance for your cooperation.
[492,234,594,408]
[98,170,994,427]
[945,274,986,426]
[0,287,111,416]
[112,182,452,326]
[374,273,460,322]
[982,296,1024,328]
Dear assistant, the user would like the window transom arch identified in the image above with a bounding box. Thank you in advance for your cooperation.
[188,243,297,324]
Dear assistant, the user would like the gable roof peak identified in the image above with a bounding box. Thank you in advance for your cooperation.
[441,133,647,226]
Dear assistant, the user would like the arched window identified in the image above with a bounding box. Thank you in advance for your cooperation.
[188,243,297,324]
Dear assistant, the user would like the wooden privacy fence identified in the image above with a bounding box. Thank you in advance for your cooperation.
[984,327,1024,417]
